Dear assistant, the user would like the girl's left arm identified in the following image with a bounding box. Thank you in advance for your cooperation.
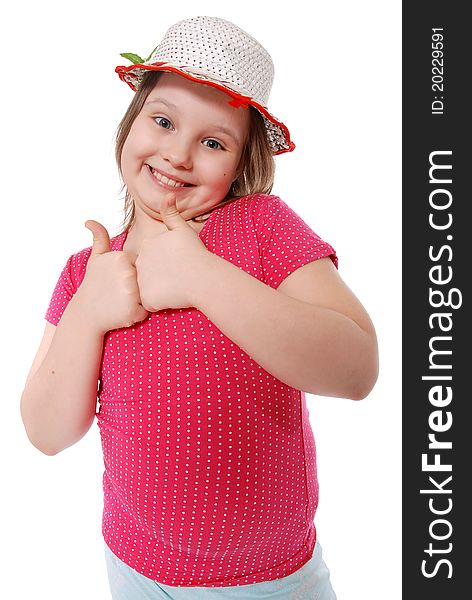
[192,255,378,400]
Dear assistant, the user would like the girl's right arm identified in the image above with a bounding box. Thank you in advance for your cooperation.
[20,297,106,456]
[20,220,148,456]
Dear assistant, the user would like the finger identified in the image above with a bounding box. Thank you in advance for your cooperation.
[159,193,190,231]
[85,220,111,255]
[126,250,138,266]
[134,304,150,324]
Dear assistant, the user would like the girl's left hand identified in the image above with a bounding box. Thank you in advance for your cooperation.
[135,193,214,312]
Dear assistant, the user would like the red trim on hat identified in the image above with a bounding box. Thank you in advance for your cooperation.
[115,63,295,155]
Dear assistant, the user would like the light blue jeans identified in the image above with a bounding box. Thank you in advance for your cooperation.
[104,540,337,599]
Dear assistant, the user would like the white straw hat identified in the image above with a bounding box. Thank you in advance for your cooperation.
[115,16,295,155]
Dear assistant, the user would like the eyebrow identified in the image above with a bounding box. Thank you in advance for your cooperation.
[145,98,178,110]
[145,97,241,144]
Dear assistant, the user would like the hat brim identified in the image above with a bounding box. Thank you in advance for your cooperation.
[115,62,295,155]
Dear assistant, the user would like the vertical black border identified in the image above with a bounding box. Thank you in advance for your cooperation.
[403,2,469,597]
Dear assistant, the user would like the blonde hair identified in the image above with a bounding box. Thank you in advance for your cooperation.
[115,71,275,234]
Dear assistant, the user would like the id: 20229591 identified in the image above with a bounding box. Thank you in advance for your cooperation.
[431,28,444,115]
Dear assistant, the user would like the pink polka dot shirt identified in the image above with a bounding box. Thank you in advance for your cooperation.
[45,194,337,587]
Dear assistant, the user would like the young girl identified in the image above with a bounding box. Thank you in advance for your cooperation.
[20,16,378,599]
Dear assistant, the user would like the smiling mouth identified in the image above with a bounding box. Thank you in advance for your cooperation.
[147,165,194,188]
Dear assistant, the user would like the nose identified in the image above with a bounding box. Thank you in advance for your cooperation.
[161,135,193,170]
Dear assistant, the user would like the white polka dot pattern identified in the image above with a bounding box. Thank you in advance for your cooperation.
[45,194,337,587]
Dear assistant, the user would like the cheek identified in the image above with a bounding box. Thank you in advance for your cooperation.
[120,138,145,187]
[211,171,233,192]
[205,157,239,186]
[121,133,149,176]
[123,121,154,158]
[120,141,134,178]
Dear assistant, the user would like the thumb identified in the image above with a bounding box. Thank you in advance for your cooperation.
[85,220,111,255]
[160,193,190,231]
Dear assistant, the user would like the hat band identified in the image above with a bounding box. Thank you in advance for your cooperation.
[116,62,254,107]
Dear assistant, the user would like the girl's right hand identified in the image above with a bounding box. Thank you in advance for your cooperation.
[73,220,149,333]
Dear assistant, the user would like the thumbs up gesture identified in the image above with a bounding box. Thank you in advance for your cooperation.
[73,220,149,333]
[135,194,215,312]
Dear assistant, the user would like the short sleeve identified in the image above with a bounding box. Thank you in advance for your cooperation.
[44,250,90,325]
[254,195,338,289]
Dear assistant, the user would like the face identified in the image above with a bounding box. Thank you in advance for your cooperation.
[121,72,250,226]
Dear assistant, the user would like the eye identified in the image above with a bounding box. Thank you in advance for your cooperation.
[154,116,173,129]
[203,139,223,150]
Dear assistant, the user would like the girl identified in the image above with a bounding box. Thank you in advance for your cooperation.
[20,16,378,599]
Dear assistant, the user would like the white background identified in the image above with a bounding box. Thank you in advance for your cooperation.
[1,1,401,598]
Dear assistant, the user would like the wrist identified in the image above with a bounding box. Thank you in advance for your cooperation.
[66,291,108,337]
[190,251,223,309]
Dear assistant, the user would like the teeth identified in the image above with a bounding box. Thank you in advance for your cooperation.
[151,168,186,187]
